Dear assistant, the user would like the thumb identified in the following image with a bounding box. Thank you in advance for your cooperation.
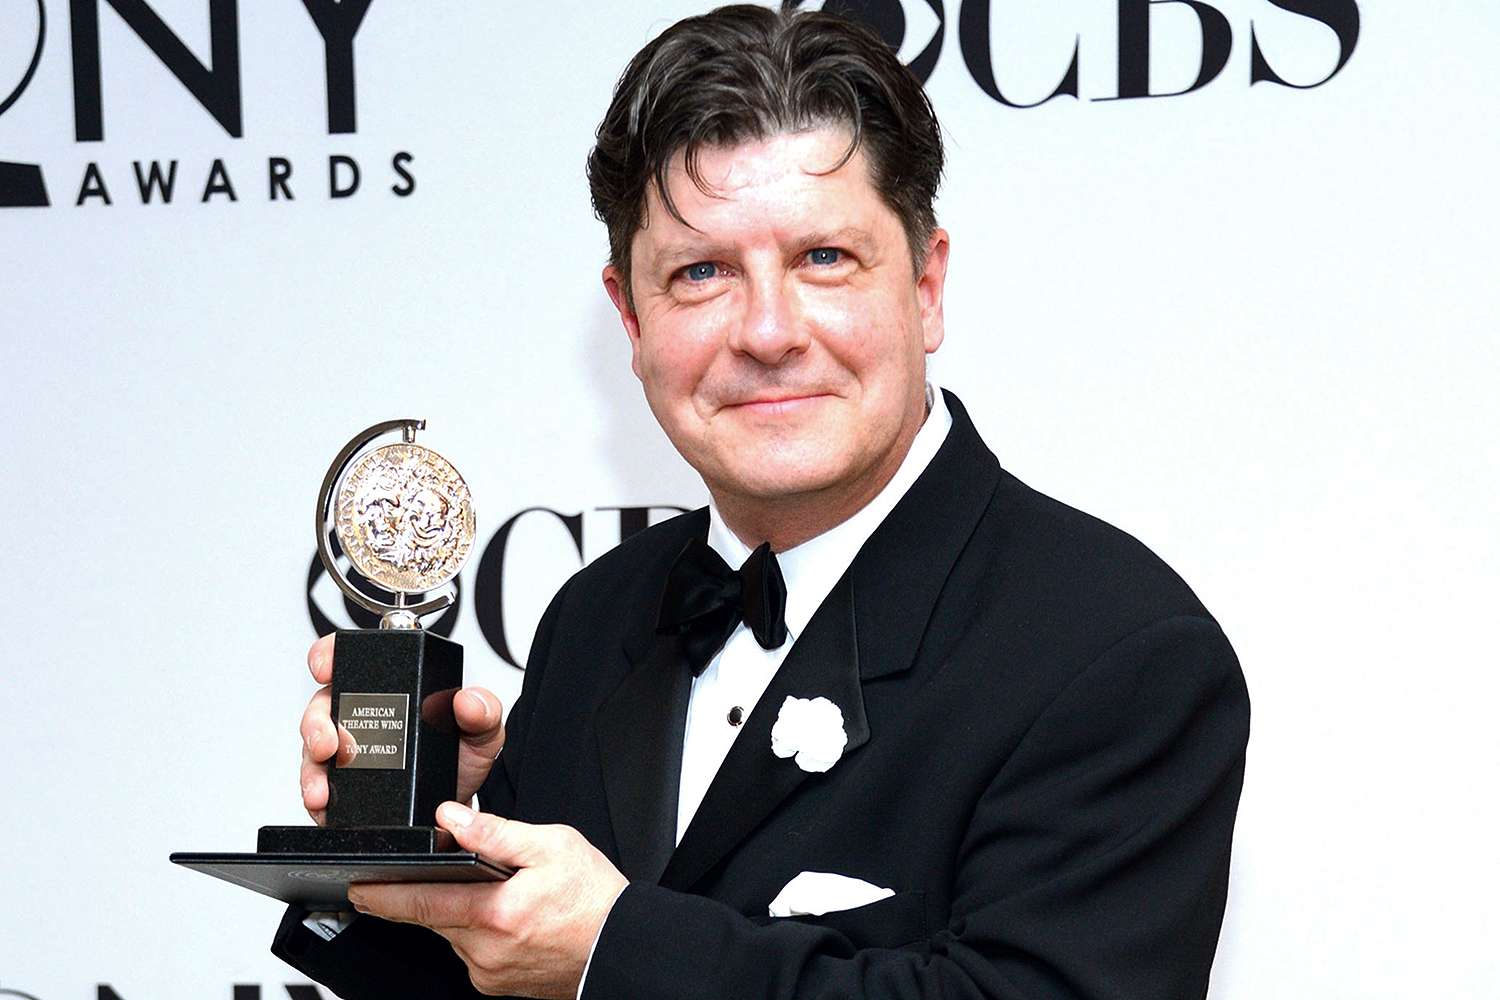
[437,801,548,869]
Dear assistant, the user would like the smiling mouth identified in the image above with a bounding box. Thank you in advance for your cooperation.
[723,393,831,414]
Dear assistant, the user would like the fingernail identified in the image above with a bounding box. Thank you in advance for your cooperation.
[462,689,487,715]
[439,802,474,829]
[347,888,365,909]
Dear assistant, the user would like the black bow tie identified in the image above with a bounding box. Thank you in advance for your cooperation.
[657,535,788,676]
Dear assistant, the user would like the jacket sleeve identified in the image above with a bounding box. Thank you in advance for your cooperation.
[268,579,574,998]
[580,614,1251,1000]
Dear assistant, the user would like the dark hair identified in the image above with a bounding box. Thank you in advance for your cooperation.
[586,3,944,299]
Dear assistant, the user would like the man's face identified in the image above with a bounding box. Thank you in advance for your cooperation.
[603,127,948,516]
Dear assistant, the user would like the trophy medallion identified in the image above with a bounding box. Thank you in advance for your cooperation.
[171,420,508,907]
[332,437,475,608]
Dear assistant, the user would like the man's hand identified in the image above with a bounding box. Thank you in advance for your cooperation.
[347,803,629,999]
[298,633,506,824]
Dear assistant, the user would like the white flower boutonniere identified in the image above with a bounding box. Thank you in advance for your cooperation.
[770,695,848,773]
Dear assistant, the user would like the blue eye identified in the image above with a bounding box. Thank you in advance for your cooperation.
[808,247,842,265]
[684,262,718,282]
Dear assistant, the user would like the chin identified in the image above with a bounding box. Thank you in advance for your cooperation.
[711,450,855,501]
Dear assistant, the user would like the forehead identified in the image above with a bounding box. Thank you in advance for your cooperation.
[632,127,895,263]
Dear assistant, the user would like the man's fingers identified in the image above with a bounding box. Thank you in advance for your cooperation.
[436,802,546,869]
[347,880,490,929]
[454,686,504,740]
[302,727,357,823]
[333,723,358,766]
[308,633,335,684]
[300,687,336,762]
[454,688,506,785]
[301,634,339,826]
[300,752,329,819]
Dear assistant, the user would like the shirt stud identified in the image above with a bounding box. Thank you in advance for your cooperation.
[727,705,745,727]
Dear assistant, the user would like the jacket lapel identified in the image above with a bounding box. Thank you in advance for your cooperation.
[595,628,694,884]
[660,578,870,892]
[850,390,1001,682]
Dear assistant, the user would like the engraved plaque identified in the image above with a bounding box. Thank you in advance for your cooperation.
[337,692,410,770]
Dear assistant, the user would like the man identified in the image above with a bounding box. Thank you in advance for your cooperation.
[276,5,1250,998]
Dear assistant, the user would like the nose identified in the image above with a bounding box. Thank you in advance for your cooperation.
[727,270,810,365]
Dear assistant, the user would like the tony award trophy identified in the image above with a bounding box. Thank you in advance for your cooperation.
[172,419,509,907]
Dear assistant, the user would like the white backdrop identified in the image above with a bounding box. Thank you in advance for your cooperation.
[2,2,1497,997]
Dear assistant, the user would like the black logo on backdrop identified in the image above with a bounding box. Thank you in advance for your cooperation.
[794,1,946,83]
[306,505,689,671]
[0,0,46,119]
[0,0,49,206]
[0,0,413,209]
[794,0,1359,100]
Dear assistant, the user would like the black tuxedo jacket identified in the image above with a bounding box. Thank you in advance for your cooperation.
[273,391,1251,999]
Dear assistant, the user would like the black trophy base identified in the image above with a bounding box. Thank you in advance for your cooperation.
[170,823,509,908]
[169,849,510,909]
[258,824,456,854]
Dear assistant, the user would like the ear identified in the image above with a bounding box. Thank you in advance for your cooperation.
[602,264,643,379]
[917,228,949,354]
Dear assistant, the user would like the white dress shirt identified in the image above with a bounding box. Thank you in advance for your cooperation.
[576,385,953,997]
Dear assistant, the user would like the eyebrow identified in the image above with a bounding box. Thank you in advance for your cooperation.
[646,226,879,276]
[648,241,732,276]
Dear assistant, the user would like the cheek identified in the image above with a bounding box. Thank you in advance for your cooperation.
[636,320,714,406]
[794,288,873,360]
[801,287,914,375]
[640,300,737,384]
[798,288,859,332]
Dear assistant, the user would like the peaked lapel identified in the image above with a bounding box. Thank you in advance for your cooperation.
[595,632,694,883]
[592,509,706,884]
[849,390,1001,681]
[659,577,870,892]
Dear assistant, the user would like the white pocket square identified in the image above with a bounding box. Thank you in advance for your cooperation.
[767,871,896,917]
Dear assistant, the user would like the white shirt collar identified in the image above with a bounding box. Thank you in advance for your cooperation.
[706,384,953,641]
